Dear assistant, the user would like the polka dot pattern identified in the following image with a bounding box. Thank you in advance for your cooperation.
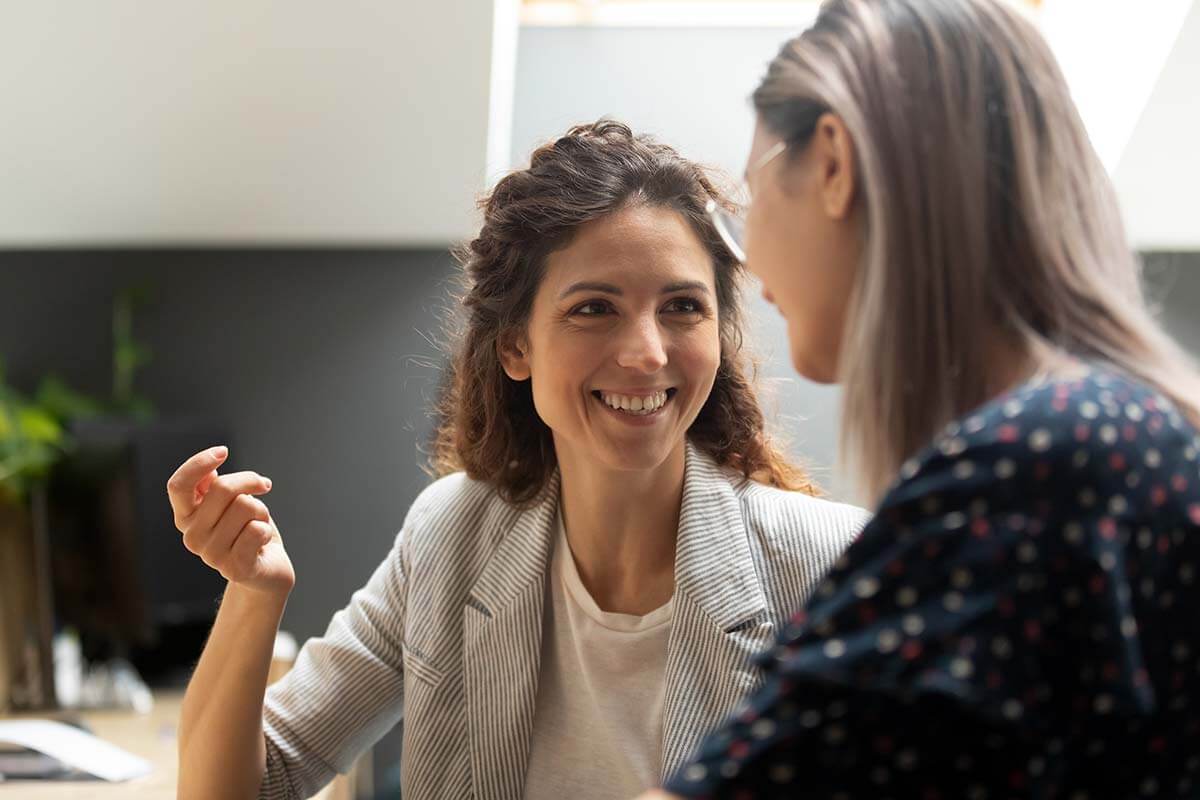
[665,368,1200,798]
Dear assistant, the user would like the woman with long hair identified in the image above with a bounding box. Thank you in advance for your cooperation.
[164,120,868,800]
[645,0,1200,796]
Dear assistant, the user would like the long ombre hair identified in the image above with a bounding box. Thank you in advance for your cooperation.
[754,0,1200,503]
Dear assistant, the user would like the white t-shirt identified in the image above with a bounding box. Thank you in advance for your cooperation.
[523,514,674,799]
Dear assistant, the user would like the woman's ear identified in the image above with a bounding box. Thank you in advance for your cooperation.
[813,112,857,221]
[497,331,532,381]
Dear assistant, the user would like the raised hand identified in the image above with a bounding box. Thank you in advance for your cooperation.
[167,446,295,598]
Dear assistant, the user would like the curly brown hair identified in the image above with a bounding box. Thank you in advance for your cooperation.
[431,119,816,505]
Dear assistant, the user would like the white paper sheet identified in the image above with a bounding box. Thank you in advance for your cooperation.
[0,719,152,782]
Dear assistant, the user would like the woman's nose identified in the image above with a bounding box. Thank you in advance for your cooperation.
[615,316,668,373]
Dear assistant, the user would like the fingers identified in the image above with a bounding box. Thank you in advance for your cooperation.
[167,446,228,521]
[186,494,271,565]
[169,447,281,585]
[225,519,275,582]
[183,470,273,537]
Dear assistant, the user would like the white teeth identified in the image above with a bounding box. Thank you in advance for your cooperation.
[598,390,670,415]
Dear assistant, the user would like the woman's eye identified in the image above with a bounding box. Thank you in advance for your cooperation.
[665,298,703,314]
[573,301,611,316]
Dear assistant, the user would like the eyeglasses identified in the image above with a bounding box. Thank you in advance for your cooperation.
[706,140,788,264]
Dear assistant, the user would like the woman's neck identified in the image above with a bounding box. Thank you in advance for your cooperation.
[985,335,1084,400]
[554,442,685,615]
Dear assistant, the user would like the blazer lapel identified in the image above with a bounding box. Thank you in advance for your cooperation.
[463,472,560,800]
[660,443,777,780]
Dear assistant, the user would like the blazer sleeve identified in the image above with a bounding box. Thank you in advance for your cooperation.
[257,511,418,799]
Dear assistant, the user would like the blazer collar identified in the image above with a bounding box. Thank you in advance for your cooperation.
[465,441,767,624]
[466,469,562,620]
[673,441,769,627]
[659,443,775,779]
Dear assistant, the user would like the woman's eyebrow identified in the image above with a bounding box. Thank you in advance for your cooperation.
[558,279,711,300]
[661,280,710,295]
[558,281,622,300]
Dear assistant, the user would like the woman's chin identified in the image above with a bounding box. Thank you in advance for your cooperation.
[789,347,839,385]
[594,435,684,474]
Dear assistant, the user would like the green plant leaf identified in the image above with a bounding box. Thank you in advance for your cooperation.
[35,375,105,422]
[0,372,73,506]
[17,407,64,444]
[0,441,58,500]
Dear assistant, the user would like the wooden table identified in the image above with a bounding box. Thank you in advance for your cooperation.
[1,691,183,799]
[1,690,367,799]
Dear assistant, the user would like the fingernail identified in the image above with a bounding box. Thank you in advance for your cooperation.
[212,446,228,459]
[264,478,272,489]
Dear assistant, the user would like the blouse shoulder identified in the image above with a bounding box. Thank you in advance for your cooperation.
[880,367,1200,521]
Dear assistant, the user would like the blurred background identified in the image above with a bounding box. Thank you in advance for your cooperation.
[1,0,1197,794]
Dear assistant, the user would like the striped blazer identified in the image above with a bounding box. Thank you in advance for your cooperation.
[258,442,869,800]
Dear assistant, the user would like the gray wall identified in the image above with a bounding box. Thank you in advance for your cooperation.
[2,251,457,644]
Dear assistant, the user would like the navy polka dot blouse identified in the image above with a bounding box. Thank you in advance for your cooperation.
[665,367,1200,799]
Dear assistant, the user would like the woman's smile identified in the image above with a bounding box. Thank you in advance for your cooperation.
[591,388,678,425]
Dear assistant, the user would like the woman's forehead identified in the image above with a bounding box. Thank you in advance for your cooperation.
[541,205,716,292]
